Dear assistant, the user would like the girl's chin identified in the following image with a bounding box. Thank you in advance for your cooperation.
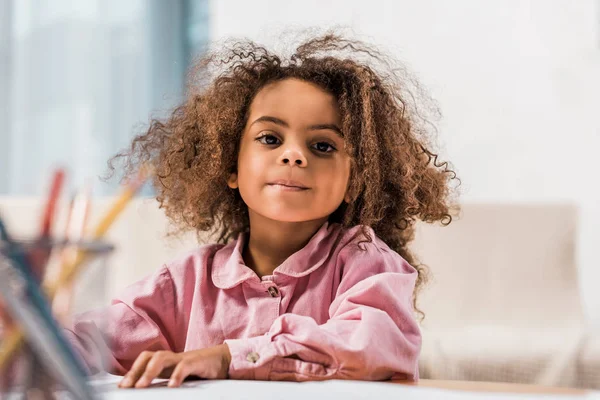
[252,210,328,224]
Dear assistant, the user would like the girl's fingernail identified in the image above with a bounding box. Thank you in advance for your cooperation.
[135,377,148,387]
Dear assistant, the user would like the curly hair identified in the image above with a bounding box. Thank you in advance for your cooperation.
[110,32,459,318]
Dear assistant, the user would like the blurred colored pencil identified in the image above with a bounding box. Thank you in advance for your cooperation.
[28,169,66,282]
[52,184,92,319]
[40,169,65,238]
[0,213,10,242]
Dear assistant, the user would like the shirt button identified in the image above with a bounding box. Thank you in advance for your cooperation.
[246,352,260,363]
[267,286,280,297]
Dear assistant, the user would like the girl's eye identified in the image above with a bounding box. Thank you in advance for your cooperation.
[256,134,280,145]
[313,142,336,153]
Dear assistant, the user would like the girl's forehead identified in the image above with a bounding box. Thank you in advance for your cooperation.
[247,78,341,124]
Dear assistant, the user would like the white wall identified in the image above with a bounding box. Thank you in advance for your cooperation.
[210,0,600,327]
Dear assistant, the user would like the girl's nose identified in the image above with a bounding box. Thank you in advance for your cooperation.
[278,148,307,167]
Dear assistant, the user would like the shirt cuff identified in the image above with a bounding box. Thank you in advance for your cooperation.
[224,334,279,380]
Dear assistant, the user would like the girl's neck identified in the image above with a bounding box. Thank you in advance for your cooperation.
[243,212,328,278]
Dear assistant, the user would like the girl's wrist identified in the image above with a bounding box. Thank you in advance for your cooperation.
[221,343,232,378]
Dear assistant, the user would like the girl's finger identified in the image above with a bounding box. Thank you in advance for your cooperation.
[168,360,193,388]
[119,351,154,388]
[135,351,179,388]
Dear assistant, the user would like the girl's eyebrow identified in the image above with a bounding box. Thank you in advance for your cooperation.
[308,124,343,137]
[250,115,289,128]
[250,115,343,137]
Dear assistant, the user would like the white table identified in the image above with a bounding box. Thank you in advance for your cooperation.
[83,375,598,400]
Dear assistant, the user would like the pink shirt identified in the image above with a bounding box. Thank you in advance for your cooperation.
[66,222,421,381]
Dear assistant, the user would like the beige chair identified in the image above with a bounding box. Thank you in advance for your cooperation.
[0,198,597,387]
[412,203,596,388]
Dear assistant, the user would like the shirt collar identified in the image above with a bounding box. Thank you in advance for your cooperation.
[211,221,341,289]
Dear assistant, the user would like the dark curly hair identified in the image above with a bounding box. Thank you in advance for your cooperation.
[110,32,460,318]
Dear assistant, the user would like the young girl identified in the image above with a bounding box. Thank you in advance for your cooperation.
[66,32,458,389]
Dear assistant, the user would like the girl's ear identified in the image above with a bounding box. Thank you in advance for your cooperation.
[344,181,355,203]
[344,177,363,204]
[227,173,239,189]
[344,188,354,203]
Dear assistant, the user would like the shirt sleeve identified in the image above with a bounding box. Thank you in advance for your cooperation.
[63,265,182,375]
[224,242,422,381]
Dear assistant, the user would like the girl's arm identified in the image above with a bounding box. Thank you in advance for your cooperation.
[64,265,182,375]
[224,243,421,381]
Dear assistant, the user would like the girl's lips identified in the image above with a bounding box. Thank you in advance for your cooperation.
[267,184,310,192]
[267,180,310,190]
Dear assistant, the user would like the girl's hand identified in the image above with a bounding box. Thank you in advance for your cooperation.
[118,344,232,389]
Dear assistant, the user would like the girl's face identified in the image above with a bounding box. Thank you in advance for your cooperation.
[229,78,351,223]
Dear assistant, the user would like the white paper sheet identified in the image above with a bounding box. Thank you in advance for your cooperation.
[75,374,598,400]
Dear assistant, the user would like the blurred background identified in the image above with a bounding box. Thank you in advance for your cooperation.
[0,0,599,388]
[0,0,209,195]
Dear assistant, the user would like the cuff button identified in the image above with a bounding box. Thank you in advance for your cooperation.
[246,351,260,363]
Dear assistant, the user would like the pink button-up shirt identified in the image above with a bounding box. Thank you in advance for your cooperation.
[65,222,421,381]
